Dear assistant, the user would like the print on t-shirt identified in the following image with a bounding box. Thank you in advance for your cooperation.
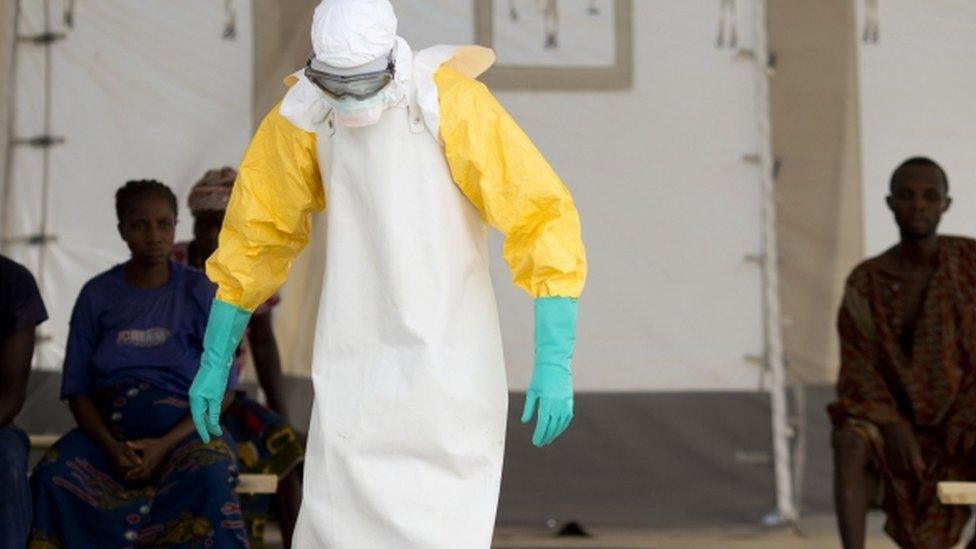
[116,327,171,347]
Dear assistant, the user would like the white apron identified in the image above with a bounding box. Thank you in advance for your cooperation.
[291,80,509,548]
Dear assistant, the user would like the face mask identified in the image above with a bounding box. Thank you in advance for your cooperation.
[323,83,401,128]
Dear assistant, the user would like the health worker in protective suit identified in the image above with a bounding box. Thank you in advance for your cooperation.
[188,0,587,547]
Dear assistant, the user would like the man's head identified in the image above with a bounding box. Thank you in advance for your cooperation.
[311,0,397,70]
[886,157,951,241]
[187,167,236,258]
[115,179,177,265]
[304,0,401,127]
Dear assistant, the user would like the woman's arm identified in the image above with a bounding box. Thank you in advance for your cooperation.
[248,312,288,418]
[0,325,35,427]
[122,391,237,483]
[68,395,141,474]
[67,395,118,450]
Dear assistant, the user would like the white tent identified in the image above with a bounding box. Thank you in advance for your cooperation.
[15,0,942,528]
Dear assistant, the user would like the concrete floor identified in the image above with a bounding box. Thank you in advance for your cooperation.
[262,513,976,548]
[492,514,974,549]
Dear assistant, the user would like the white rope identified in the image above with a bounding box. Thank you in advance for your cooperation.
[222,0,237,40]
[717,0,738,49]
[38,0,53,285]
[62,0,75,27]
[0,0,21,250]
[863,0,880,44]
[753,0,797,522]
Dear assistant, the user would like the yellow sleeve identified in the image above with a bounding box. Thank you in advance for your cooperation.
[435,66,587,298]
[206,104,324,312]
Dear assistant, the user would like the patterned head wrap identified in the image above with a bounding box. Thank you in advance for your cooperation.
[187,167,237,213]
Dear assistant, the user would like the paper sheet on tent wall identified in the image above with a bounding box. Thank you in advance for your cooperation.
[858,0,976,257]
[4,0,253,370]
[472,0,634,90]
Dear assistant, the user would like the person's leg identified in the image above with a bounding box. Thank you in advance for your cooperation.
[140,433,248,547]
[833,424,872,549]
[30,428,152,546]
[0,426,31,547]
[223,395,304,547]
[274,465,303,549]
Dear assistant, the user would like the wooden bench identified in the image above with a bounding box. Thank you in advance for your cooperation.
[28,433,277,494]
[938,482,976,505]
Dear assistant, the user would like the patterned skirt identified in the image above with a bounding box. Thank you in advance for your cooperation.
[222,392,304,546]
[29,380,248,548]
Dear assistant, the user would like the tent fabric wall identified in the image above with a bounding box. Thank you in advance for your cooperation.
[0,1,15,220]
[248,1,792,525]
[769,0,863,386]
[2,0,254,370]
[858,0,976,257]
[261,1,769,392]
[488,1,764,392]
[5,0,870,527]
[251,0,318,126]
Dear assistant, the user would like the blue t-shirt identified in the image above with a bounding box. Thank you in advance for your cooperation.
[60,261,231,399]
[0,255,48,340]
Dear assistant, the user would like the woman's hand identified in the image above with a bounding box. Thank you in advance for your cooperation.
[103,440,142,478]
[123,438,174,483]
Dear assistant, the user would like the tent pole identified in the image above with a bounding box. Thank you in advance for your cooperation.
[0,0,21,253]
[753,0,797,523]
[36,0,52,280]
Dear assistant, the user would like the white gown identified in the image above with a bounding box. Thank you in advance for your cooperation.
[291,77,509,548]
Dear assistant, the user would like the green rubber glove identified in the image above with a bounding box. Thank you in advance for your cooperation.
[521,296,579,447]
[189,300,251,443]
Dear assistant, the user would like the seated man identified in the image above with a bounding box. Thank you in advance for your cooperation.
[829,157,976,549]
[0,254,48,548]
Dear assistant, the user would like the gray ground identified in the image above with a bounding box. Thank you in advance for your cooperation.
[258,513,976,548]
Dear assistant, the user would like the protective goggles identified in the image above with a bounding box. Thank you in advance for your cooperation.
[304,50,396,100]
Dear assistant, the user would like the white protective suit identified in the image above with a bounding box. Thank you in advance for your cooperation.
[206,1,587,547]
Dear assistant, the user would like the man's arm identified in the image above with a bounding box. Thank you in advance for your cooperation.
[832,285,906,426]
[434,67,586,447]
[435,66,586,299]
[191,104,323,442]
[0,259,48,427]
[832,282,924,478]
[0,325,35,427]
[164,390,237,446]
[206,104,325,312]
[248,312,288,419]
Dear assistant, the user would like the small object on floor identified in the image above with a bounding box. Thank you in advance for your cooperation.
[238,474,278,494]
[556,521,591,537]
[938,482,976,505]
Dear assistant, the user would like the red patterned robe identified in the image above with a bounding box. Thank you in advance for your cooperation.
[829,236,976,548]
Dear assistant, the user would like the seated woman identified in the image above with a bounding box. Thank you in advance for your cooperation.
[30,180,248,547]
[175,167,304,548]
